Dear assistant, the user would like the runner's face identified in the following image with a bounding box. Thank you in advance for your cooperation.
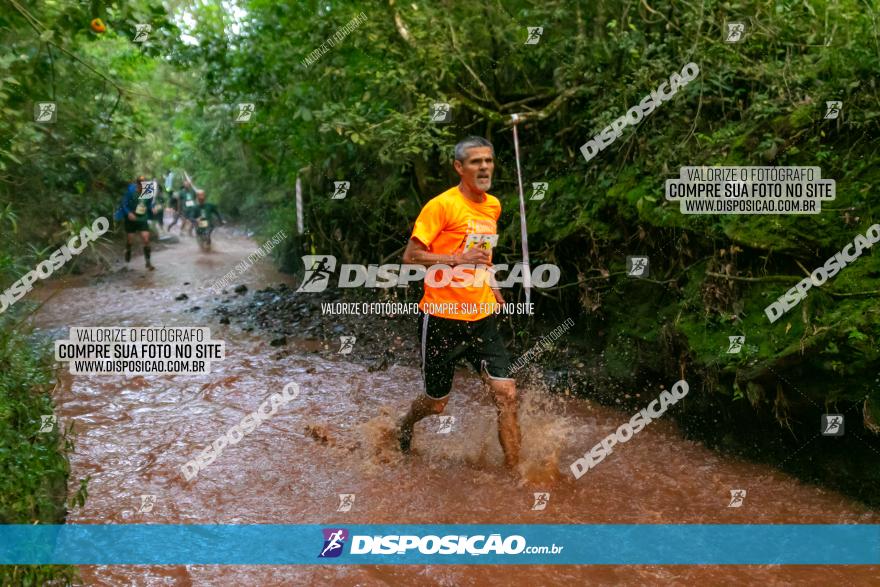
[455,147,494,193]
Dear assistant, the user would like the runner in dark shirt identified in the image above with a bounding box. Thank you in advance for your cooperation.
[120,176,156,270]
[180,180,197,236]
[192,190,224,227]
[192,190,224,249]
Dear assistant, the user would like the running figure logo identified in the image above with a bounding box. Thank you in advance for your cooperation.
[824,101,842,120]
[297,255,336,292]
[139,181,156,199]
[430,103,452,123]
[626,256,649,278]
[133,23,152,42]
[338,336,356,355]
[331,181,350,200]
[530,182,548,201]
[524,27,544,45]
[727,336,745,354]
[725,22,746,43]
[821,414,844,436]
[437,415,455,434]
[236,103,255,122]
[531,492,550,510]
[728,489,746,508]
[337,494,355,512]
[38,415,56,433]
[34,102,56,123]
[318,528,349,558]
[137,494,156,513]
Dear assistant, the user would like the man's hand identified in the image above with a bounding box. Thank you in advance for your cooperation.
[403,238,493,268]
[458,247,491,266]
[127,212,136,221]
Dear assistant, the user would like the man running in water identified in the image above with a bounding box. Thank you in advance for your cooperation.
[167,189,182,231]
[191,189,224,250]
[396,136,521,470]
[120,176,156,270]
[149,177,166,232]
[191,190,224,230]
[179,178,197,236]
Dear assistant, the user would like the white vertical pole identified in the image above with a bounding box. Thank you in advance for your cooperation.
[296,175,304,235]
[511,114,531,306]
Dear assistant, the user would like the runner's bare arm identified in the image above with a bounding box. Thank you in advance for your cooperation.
[487,266,505,303]
[402,238,489,267]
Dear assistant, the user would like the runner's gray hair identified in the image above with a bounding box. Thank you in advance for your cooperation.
[454,136,494,162]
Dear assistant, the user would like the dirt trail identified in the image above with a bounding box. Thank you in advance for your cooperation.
[30,229,879,586]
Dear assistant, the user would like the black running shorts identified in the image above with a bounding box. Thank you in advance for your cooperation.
[124,218,150,233]
[418,312,513,399]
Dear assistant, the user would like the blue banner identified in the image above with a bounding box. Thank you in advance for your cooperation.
[1,524,878,565]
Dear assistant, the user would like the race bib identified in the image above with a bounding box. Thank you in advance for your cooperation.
[185,200,195,207]
[135,203,146,215]
[198,219,209,228]
[464,234,498,251]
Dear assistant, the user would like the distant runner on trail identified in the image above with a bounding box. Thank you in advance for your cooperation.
[191,190,224,230]
[119,175,156,270]
[180,178,197,236]
[396,136,521,470]
[191,189,224,251]
[167,189,182,231]
[149,176,166,232]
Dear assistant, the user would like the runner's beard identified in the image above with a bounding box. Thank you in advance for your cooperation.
[476,176,491,191]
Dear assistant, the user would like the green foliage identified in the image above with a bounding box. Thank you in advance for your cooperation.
[0,314,83,585]
[0,0,176,281]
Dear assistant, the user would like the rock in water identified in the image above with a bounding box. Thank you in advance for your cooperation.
[367,350,392,372]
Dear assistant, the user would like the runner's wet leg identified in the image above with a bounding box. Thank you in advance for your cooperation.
[485,376,521,469]
[140,231,154,270]
[398,394,448,452]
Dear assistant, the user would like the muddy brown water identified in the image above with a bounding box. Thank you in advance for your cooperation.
[27,229,879,585]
